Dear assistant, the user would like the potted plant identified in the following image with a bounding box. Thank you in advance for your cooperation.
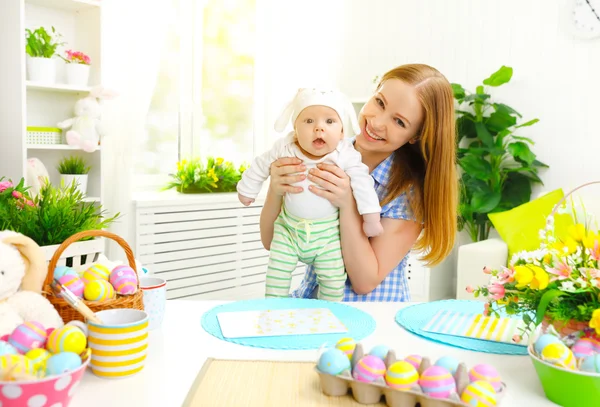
[60,49,91,86]
[25,26,64,83]
[164,156,247,193]
[57,156,91,196]
[452,66,548,242]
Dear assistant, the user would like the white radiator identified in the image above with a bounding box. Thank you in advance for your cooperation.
[135,193,305,300]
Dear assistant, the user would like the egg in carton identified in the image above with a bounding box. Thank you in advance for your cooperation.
[316,343,507,407]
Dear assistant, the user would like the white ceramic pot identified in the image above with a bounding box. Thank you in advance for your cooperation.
[27,56,56,83]
[65,63,90,86]
[60,174,88,196]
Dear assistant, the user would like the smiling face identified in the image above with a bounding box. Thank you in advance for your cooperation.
[294,105,344,159]
[355,78,424,156]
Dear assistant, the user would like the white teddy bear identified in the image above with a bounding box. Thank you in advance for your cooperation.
[57,86,117,153]
[0,231,64,337]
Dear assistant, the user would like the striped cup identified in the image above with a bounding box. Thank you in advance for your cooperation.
[87,309,149,379]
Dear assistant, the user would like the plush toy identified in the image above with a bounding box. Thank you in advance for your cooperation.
[57,86,118,153]
[25,157,50,198]
[0,231,64,338]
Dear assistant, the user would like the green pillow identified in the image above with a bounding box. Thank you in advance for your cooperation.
[488,189,574,261]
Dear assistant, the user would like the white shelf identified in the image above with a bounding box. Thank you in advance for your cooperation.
[25,0,101,12]
[26,81,92,94]
[27,144,101,151]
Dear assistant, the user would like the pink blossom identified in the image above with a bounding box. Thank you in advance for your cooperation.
[496,266,515,284]
[512,335,522,343]
[26,200,35,207]
[465,285,474,294]
[591,241,600,261]
[547,261,572,282]
[488,283,506,300]
[0,180,13,192]
[483,302,491,316]
[483,266,492,274]
[12,190,22,199]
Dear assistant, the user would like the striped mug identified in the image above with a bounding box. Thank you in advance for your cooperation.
[87,309,149,378]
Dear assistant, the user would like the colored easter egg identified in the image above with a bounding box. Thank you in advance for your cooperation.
[468,364,503,392]
[25,348,51,371]
[45,352,82,376]
[53,265,77,280]
[84,279,116,301]
[580,354,600,373]
[58,273,85,298]
[66,320,89,337]
[317,348,351,375]
[534,333,562,355]
[419,365,456,398]
[82,263,111,283]
[384,361,419,390]
[335,337,356,360]
[0,340,18,356]
[572,337,597,358]
[461,380,497,407]
[368,344,390,361]
[109,265,138,295]
[8,321,47,354]
[352,355,386,383]
[46,326,87,355]
[435,355,460,375]
[0,354,34,376]
[404,354,422,370]
[541,342,576,370]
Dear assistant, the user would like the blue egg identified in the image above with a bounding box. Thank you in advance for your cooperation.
[45,352,82,376]
[581,354,600,373]
[534,334,562,355]
[53,266,78,281]
[317,348,351,375]
[0,340,18,356]
[434,355,460,375]
[368,345,390,361]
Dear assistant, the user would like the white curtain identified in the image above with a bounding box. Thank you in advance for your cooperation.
[100,0,169,260]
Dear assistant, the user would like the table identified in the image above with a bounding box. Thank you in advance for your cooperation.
[72,300,557,406]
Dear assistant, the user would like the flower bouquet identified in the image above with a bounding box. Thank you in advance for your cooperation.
[60,49,91,86]
[164,156,247,193]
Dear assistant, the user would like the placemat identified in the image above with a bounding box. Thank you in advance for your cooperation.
[201,298,376,350]
[182,359,384,407]
[395,300,528,355]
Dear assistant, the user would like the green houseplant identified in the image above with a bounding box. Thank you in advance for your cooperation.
[25,26,64,83]
[452,66,548,242]
[164,157,247,193]
[57,156,91,196]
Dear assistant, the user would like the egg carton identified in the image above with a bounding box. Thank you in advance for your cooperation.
[316,344,507,407]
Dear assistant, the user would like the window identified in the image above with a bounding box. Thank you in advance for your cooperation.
[136,0,257,186]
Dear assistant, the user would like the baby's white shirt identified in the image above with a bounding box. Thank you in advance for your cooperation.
[237,133,381,220]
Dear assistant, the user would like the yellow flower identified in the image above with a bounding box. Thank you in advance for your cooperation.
[514,265,549,290]
[181,159,188,166]
[590,309,600,335]
[529,266,549,290]
[216,157,224,166]
[239,165,247,173]
[514,266,533,288]
[583,231,598,250]
[568,223,586,242]
[552,237,578,256]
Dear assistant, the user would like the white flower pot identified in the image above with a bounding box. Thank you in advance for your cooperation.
[65,63,90,86]
[27,56,56,83]
[60,174,88,196]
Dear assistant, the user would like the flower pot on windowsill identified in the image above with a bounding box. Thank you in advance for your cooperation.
[27,56,56,83]
[60,174,88,196]
[65,63,90,86]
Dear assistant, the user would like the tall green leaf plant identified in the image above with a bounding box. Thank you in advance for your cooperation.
[452,66,548,242]
[25,26,63,58]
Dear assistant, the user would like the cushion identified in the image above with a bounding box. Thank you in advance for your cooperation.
[488,189,574,261]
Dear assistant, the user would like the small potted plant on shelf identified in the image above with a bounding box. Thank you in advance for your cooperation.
[24,26,64,83]
[60,49,91,86]
[57,155,91,196]
[164,157,247,194]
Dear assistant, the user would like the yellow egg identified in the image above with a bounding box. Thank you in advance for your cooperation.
[385,361,419,390]
[84,279,115,301]
[335,337,356,360]
[25,348,51,371]
[541,342,575,369]
[461,380,497,406]
[82,264,111,283]
[46,326,87,355]
[0,354,34,376]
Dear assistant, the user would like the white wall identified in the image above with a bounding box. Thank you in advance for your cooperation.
[336,0,600,195]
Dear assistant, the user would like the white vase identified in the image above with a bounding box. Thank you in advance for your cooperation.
[27,56,56,83]
[65,63,90,86]
[60,174,88,196]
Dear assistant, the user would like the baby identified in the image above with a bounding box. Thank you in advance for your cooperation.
[237,88,382,301]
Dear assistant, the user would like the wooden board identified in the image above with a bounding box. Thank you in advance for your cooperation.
[182,359,385,407]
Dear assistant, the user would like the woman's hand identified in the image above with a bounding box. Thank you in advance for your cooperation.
[308,163,354,209]
[269,157,306,197]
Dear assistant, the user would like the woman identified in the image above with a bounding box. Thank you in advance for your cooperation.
[259,64,458,301]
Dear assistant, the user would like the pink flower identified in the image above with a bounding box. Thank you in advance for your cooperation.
[512,335,522,343]
[496,266,515,284]
[488,283,506,300]
[465,285,475,294]
[591,241,600,261]
[483,266,492,274]
[547,261,572,282]
[26,200,35,207]
[12,190,22,199]
[0,180,13,192]
[483,302,491,316]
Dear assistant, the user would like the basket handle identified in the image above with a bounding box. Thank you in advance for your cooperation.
[44,230,139,289]
[549,181,600,220]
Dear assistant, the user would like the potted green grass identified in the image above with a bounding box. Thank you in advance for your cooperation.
[57,156,91,196]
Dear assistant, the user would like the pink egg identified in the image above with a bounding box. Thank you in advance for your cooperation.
[419,365,456,398]
[8,322,47,354]
[58,273,84,298]
[468,364,502,392]
[109,265,138,295]
[352,355,386,383]
[572,338,598,358]
[404,354,422,370]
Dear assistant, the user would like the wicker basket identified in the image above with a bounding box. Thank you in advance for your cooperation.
[43,230,144,324]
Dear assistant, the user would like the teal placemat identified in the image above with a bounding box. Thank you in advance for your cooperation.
[395,300,528,355]
[201,298,376,350]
